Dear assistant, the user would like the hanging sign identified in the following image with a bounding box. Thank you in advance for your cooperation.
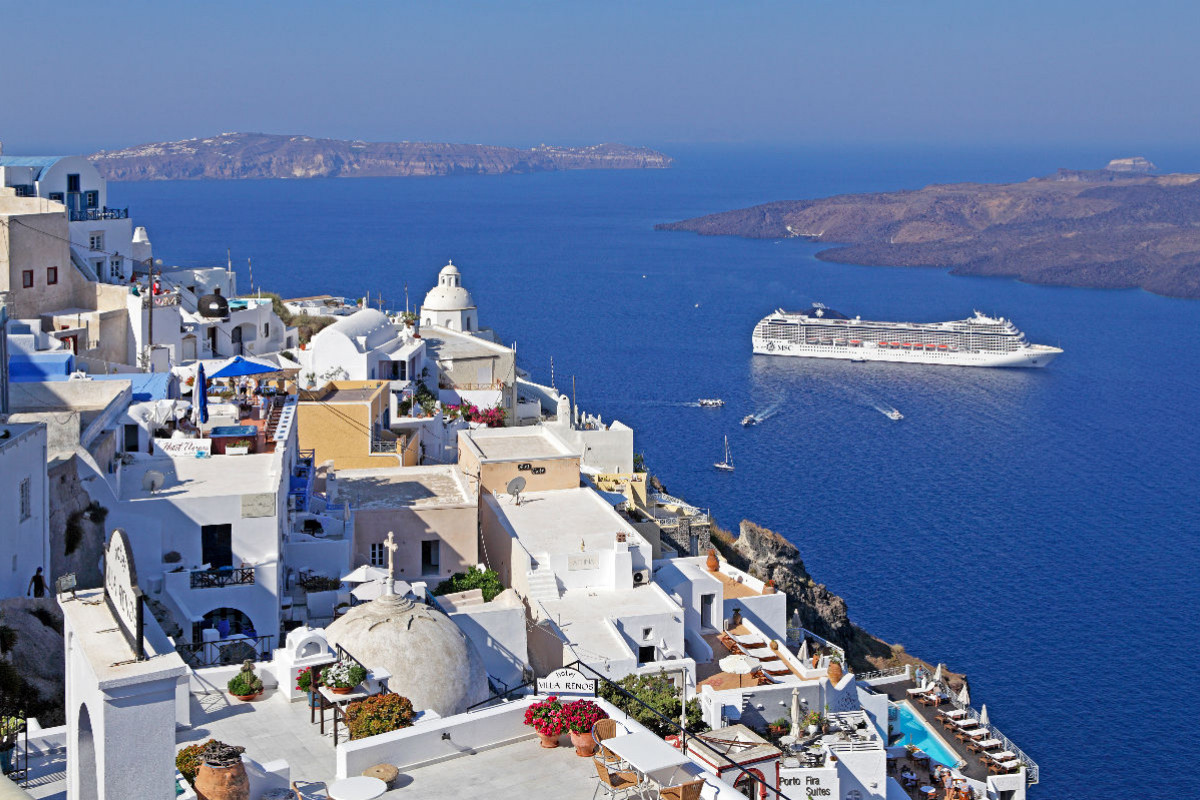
[536,667,596,696]
[104,528,146,660]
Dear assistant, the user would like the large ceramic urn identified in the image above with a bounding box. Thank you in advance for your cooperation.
[706,548,719,572]
[827,659,844,685]
[194,742,249,800]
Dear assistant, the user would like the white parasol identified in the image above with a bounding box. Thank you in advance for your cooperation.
[978,704,989,727]
[341,565,388,584]
[933,663,943,683]
[789,687,803,738]
[957,682,970,707]
[719,654,761,688]
[798,639,809,664]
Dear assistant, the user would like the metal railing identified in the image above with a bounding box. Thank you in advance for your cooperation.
[856,666,909,682]
[924,677,1040,784]
[190,566,256,589]
[69,206,128,221]
[370,438,398,453]
[176,634,275,668]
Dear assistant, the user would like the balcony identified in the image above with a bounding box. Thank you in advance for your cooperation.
[68,206,129,222]
[190,566,257,589]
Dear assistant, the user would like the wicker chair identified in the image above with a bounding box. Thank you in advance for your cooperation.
[592,718,629,770]
[592,759,642,800]
[658,779,705,800]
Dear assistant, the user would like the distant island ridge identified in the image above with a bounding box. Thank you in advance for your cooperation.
[87,132,672,181]
[657,157,1200,300]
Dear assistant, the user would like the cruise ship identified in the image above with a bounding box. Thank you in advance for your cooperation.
[752,304,1062,368]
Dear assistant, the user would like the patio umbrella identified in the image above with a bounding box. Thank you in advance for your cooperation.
[957,683,970,707]
[789,687,803,738]
[797,639,809,664]
[341,565,388,584]
[195,362,209,424]
[978,705,989,727]
[208,355,281,380]
[933,663,943,683]
[719,654,761,688]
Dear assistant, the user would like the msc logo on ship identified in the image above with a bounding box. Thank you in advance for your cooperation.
[766,342,775,352]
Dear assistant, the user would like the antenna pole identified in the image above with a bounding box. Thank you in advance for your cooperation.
[404,282,409,314]
[550,356,555,390]
[247,257,254,294]
[572,375,577,428]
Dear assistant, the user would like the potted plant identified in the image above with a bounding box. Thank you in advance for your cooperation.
[767,717,789,737]
[321,660,367,694]
[193,740,249,800]
[827,654,844,684]
[343,693,416,740]
[226,439,252,456]
[523,695,564,748]
[560,699,608,757]
[296,667,321,708]
[804,710,822,736]
[227,660,263,701]
[0,716,24,774]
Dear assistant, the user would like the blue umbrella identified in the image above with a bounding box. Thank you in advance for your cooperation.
[196,363,209,424]
[208,355,281,380]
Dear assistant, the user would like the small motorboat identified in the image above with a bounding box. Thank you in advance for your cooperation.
[886,409,903,421]
[698,398,725,407]
[714,436,734,471]
[741,415,757,427]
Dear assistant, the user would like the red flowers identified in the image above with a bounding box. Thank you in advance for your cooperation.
[523,696,608,736]
[444,403,506,427]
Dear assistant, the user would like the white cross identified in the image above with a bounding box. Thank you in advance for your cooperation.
[383,531,398,595]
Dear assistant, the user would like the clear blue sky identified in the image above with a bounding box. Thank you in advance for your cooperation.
[4,0,1197,153]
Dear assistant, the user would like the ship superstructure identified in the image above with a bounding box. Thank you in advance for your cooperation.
[752,304,1061,368]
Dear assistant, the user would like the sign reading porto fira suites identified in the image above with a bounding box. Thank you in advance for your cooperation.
[104,528,146,660]
[536,667,596,696]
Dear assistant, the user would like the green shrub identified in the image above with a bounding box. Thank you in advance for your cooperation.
[227,661,263,696]
[432,568,504,602]
[344,693,416,740]
[176,739,223,786]
[597,670,707,737]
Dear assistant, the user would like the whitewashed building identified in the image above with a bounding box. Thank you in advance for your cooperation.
[420,261,478,333]
[299,308,425,386]
[0,420,49,598]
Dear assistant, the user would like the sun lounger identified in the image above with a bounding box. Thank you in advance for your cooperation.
[989,759,1021,774]
[726,632,769,649]
[988,751,1016,761]
[939,709,968,719]
[975,738,1002,750]
[764,666,792,676]
[906,686,931,696]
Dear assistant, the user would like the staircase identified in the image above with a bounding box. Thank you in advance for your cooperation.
[263,399,284,439]
[525,554,560,603]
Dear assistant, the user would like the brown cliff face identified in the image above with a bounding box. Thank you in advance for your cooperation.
[719,520,961,682]
[656,167,1200,300]
[88,133,672,181]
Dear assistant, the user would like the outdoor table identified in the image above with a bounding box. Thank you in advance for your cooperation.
[919,786,937,798]
[317,685,371,745]
[605,732,690,788]
[326,776,387,800]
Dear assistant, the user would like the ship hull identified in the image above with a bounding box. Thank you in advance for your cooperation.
[751,339,1060,368]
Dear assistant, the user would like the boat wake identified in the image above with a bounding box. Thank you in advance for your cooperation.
[743,401,782,426]
[874,403,903,420]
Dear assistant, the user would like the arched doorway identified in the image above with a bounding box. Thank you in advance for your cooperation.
[194,607,259,666]
[75,703,98,800]
[733,768,767,799]
[230,326,243,355]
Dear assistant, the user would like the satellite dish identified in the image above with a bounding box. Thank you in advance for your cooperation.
[142,470,165,494]
[506,476,526,504]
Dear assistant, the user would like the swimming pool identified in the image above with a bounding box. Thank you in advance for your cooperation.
[892,703,961,767]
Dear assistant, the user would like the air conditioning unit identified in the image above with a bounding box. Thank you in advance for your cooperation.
[632,569,650,586]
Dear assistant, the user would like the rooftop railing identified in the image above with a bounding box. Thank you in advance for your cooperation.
[69,206,128,222]
[189,566,256,590]
[176,634,274,668]
[925,677,1040,784]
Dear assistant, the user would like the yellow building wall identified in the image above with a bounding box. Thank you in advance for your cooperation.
[297,381,402,470]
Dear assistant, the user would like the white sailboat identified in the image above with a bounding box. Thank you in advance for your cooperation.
[714,436,734,471]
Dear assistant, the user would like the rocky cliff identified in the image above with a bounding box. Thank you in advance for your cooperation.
[656,164,1200,299]
[88,133,672,181]
[718,520,961,683]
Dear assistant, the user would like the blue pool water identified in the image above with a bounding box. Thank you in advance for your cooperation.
[116,143,1200,797]
[893,704,959,768]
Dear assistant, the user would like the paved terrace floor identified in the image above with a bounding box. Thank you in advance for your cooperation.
[878,681,990,786]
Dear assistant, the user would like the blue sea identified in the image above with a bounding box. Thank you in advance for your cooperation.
[117,144,1200,798]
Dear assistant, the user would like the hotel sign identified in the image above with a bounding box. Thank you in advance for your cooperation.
[104,529,146,660]
[157,438,211,458]
[567,553,599,571]
[536,667,596,696]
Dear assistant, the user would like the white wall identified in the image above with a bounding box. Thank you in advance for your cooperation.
[444,603,529,690]
[0,424,49,596]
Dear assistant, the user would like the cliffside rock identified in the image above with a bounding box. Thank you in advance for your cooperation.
[48,459,106,589]
[0,598,65,726]
[1106,156,1156,173]
[88,133,672,181]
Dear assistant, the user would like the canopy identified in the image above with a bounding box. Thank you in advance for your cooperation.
[341,565,388,584]
[351,578,413,603]
[208,355,282,380]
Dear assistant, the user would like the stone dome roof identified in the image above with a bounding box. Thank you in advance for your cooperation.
[323,593,490,716]
[421,261,475,311]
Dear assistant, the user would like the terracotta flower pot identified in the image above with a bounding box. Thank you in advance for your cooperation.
[194,761,250,800]
[706,548,719,572]
[233,693,258,702]
[827,660,844,684]
[537,732,560,748]
[331,686,353,695]
[569,730,597,757]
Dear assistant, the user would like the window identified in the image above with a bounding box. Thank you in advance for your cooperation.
[420,540,440,575]
[88,232,104,251]
[262,322,270,338]
[642,627,653,641]
[637,644,656,664]
[21,270,33,289]
[47,267,58,285]
[201,524,233,569]
[19,479,32,521]
[66,174,80,193]
[369,542,386,567]
[123,424,139,452]
[48,192,63,203]
[84,190,99,208]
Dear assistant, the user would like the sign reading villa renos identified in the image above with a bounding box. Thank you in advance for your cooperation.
[536,667,596,696]
[567,553,599,571]
[104,528,146,660]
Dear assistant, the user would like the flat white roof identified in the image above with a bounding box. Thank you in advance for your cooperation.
[120,452,282,501]
[490,487,639,555]
[540,586,681,661]
[467,426,575,461]
[333,465,472,509]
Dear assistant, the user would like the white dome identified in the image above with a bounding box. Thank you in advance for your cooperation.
[321,308,397,352]
[323,593,490,716]
[422,261,475,311]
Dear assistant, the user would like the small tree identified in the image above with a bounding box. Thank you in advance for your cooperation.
[432,568,504,602]
[597,670,707,736]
